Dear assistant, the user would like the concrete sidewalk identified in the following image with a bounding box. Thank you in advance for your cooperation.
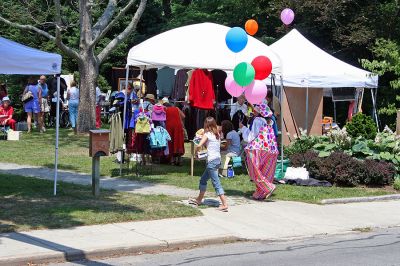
[1,200,400,265]
[0,162,196,197]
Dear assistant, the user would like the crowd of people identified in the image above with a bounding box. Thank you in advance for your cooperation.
[1,74,280,211]
[0,75,103,134]
[110,80,280,211]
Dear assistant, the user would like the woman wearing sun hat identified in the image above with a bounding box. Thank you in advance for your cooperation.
[239,102,278,200]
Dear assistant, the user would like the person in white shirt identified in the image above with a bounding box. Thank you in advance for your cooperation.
[230,94,248,119]
[190,117,228,212]
[67,80,79,133]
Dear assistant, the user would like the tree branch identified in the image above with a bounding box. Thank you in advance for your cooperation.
[92,0,117,39]
[90,0,138,48]
[0,12,80,60]
[97,0,147,63]
[53,0,80,60]
[0,15,56,40]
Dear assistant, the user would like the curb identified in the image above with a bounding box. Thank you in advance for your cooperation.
[320,194,400,205]
[0,236,241,266]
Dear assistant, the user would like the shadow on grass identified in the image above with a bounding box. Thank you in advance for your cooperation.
[0,174,146,233]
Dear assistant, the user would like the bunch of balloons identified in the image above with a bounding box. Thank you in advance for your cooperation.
[224,8,295,104]
[224,20,273,104]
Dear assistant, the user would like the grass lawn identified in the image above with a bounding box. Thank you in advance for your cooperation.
[0,173,201,233]
[0,128,394,204]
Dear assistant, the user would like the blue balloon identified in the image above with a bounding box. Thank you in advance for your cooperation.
[225,27,248,53]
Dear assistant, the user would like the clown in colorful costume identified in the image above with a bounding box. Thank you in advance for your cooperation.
[240,102,278,200]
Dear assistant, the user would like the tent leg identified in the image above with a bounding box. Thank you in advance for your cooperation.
[371,88,379,131]
[279,75,284,178]
[120,66,130,177]
[305,87,309,134]
[333,102,337,123]
[54,75,60,196]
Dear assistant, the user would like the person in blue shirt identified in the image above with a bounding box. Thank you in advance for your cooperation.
[38,75,50,132]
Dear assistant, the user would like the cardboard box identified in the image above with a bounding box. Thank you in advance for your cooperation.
[7,131,21,141]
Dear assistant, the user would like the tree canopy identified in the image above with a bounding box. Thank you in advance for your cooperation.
[1,0,400,128]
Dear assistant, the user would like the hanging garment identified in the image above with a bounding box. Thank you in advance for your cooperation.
[135,115,151,134]
[143,69,158,96]
[189,69,215,110]
[134,133,150,154]
[156,67,176,98]
[126,129,136,154]
[109,113,124,154]
[172,69,188,100]
[166,106,185,156]
[149,126,171,149]
[211,70,230,102]
[151,104,167,121]
[182,104,195,140]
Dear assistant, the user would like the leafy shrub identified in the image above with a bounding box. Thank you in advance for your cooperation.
[345,113,377,140]
[394,178,400,191]
[284,129,323,157]
[313,151,360,186]
[334,158,364,187]
[289,151,361,186]
[362,159,396,186]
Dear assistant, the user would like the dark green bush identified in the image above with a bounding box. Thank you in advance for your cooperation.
[345,113,377,140]
[289,151,394,187]
[362,159,395,186]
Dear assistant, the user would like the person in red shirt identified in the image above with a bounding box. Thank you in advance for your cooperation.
[0,96,16,130]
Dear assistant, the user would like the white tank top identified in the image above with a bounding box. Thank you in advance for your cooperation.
[205,132,221,162]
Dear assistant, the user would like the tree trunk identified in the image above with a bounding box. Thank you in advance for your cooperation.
[162,0,172,18]
[77,52,98,133]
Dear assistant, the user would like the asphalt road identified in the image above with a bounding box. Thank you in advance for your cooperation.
[52,227,400,266]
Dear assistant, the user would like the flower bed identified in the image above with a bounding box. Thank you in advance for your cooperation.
[285,116,400,188]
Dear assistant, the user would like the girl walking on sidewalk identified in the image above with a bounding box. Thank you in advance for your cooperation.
[191,117,228,212]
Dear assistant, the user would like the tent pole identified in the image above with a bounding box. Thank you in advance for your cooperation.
[54,75,60,196]
[371,88,379,131]
[333,102,337,123]
[305,86,309,135]
[120,66,130,177]
[279,75,284,177]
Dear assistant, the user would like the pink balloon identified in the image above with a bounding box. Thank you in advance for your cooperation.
[225,75,245,97]
[281,8,295,25]
[244,80,267,104]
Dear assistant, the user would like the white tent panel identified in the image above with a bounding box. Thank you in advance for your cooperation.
[127,23,281,75]
[0,36,62,74]
[270,29,378,88]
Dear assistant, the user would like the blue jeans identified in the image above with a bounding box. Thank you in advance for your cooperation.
[199,159,224,195]
[68,100,79,128]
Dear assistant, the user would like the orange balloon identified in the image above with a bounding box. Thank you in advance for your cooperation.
[245,19,258,36]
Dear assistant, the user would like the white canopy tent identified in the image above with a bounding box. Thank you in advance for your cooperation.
[270,29,379,131]
[123,23,285,176]
[270,29,378,88]
[127,22,282,74]
[0,36,62,195]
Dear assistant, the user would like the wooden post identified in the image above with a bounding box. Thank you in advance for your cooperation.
[397,110,400,136]
[92,156,100,196]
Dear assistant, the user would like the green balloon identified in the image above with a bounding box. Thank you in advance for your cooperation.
[233,62,255,87]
